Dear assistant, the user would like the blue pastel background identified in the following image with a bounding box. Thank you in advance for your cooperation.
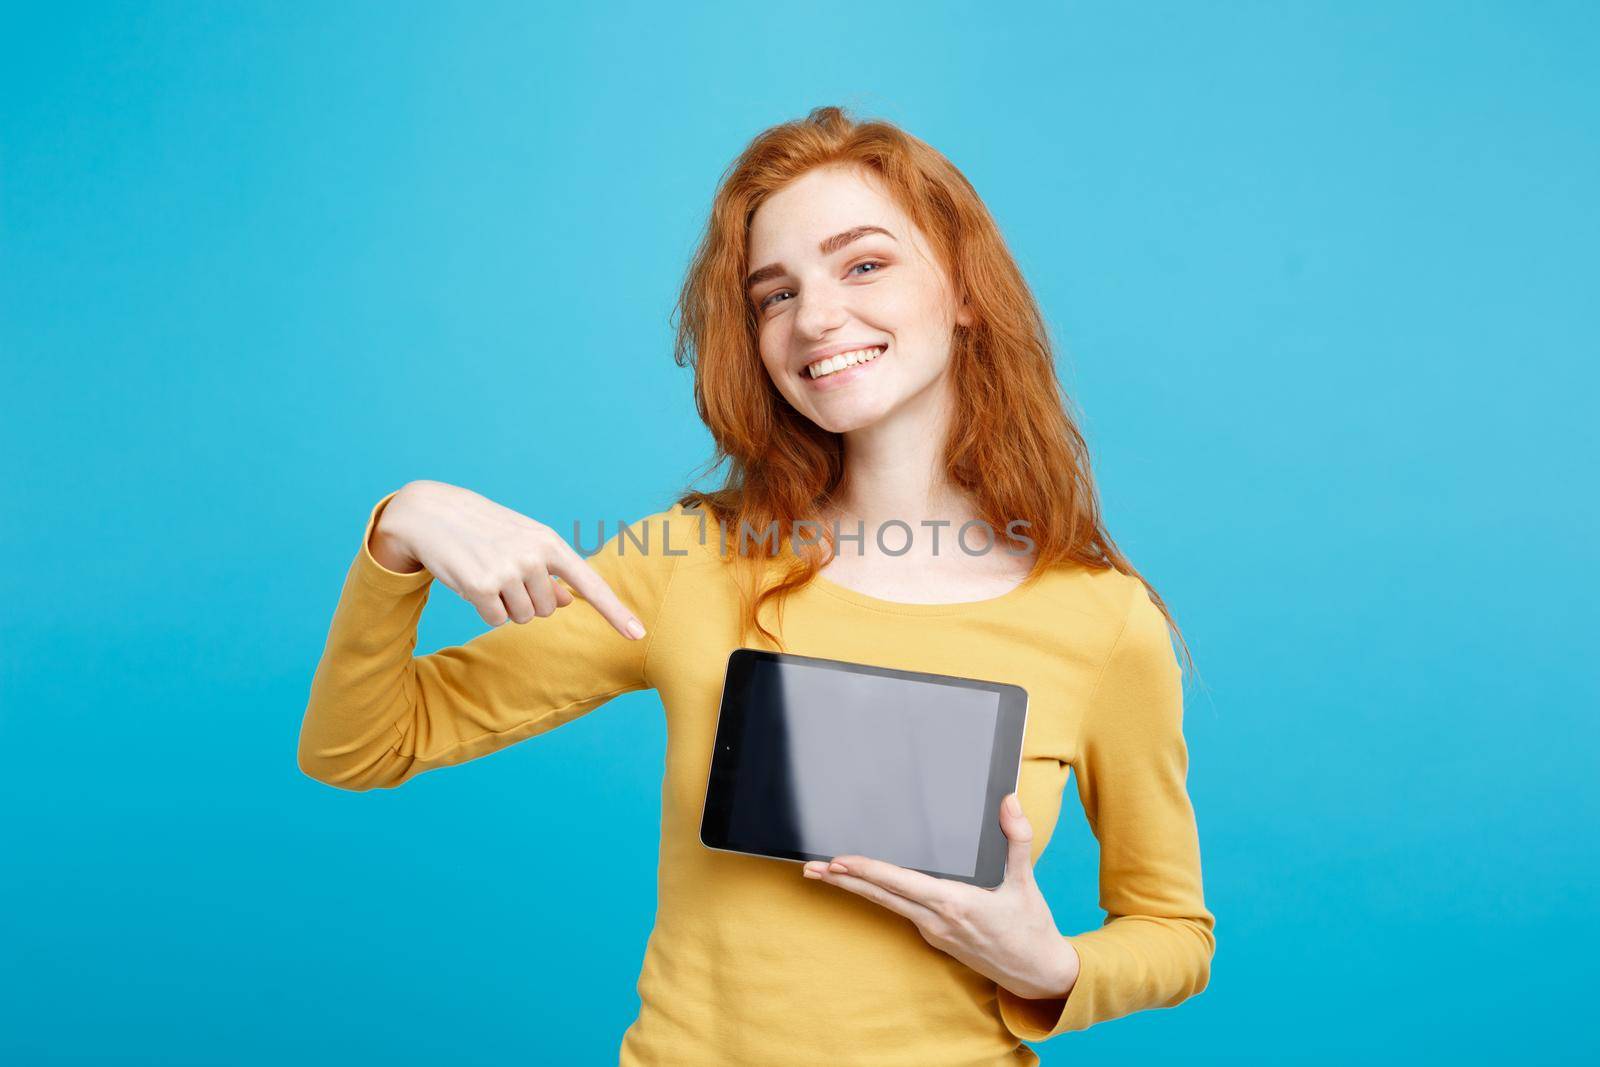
[3,2,1595,1063]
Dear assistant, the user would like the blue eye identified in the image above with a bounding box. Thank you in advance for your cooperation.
[760,260,887,310]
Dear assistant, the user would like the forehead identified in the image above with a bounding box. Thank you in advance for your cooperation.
[746,165,912,259]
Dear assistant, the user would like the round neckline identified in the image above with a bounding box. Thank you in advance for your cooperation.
[806,567,1048,617]
[679,503,1053,616]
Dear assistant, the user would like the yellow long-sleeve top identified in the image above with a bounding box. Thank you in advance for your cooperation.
[299,493,1215,1066]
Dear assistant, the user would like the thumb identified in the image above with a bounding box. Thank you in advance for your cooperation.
[1000,793,1035,888]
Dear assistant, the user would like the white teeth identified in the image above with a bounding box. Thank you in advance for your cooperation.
[807,345,884,379]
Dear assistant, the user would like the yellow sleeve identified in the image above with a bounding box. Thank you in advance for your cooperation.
[998,577,1217,1039]
[296,490,682,791]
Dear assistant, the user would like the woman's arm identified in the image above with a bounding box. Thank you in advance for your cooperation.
[296,491,682,791]
[998,576,1217,1039]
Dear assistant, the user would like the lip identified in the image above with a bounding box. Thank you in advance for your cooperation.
[802,343,887,390]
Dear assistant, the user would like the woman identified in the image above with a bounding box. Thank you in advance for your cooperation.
[299,105,1215,1065]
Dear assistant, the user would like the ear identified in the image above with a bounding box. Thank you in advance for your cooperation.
[953,278,975,328]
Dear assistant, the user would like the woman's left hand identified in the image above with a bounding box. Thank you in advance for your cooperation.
[801,792,1081,1000]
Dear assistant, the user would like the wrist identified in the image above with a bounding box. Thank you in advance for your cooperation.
[1050,936,1081,999]
[369,527,421,574]
[370,493,422,573]
[1006,935,1082,1002]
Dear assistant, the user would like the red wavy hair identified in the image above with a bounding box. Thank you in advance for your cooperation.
[671,105,1193,678]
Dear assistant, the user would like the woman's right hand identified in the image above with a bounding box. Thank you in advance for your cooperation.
[369,480,647,638]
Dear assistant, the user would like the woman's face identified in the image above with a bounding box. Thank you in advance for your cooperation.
[746,164,973,434]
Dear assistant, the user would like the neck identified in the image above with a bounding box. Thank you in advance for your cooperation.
[828,373,979,532]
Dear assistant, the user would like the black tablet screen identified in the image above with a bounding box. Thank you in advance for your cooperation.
[717,656,1002,877]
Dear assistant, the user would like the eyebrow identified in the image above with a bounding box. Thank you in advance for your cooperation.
[745,225,897,291]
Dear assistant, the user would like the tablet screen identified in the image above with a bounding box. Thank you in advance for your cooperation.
[701,650,1027,882]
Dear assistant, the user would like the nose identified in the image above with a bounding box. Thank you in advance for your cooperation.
[792,284,849,339]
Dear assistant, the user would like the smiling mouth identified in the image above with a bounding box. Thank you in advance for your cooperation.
[802,344,887,380]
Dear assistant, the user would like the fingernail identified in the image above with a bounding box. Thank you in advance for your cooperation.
[1006,794,1021,817]
[828,861,848,874]
[626,618,647,640]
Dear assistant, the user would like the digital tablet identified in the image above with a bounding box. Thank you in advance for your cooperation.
[699,648,1030,889]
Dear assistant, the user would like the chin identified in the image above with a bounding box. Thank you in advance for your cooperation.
[801,395,896,434]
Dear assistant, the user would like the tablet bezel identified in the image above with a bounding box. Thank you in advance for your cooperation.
[699,647,1030,889]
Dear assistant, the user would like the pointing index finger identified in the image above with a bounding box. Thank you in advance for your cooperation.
[546,544,647,640]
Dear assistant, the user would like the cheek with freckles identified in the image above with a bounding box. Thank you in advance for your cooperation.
[871,270,959,381]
